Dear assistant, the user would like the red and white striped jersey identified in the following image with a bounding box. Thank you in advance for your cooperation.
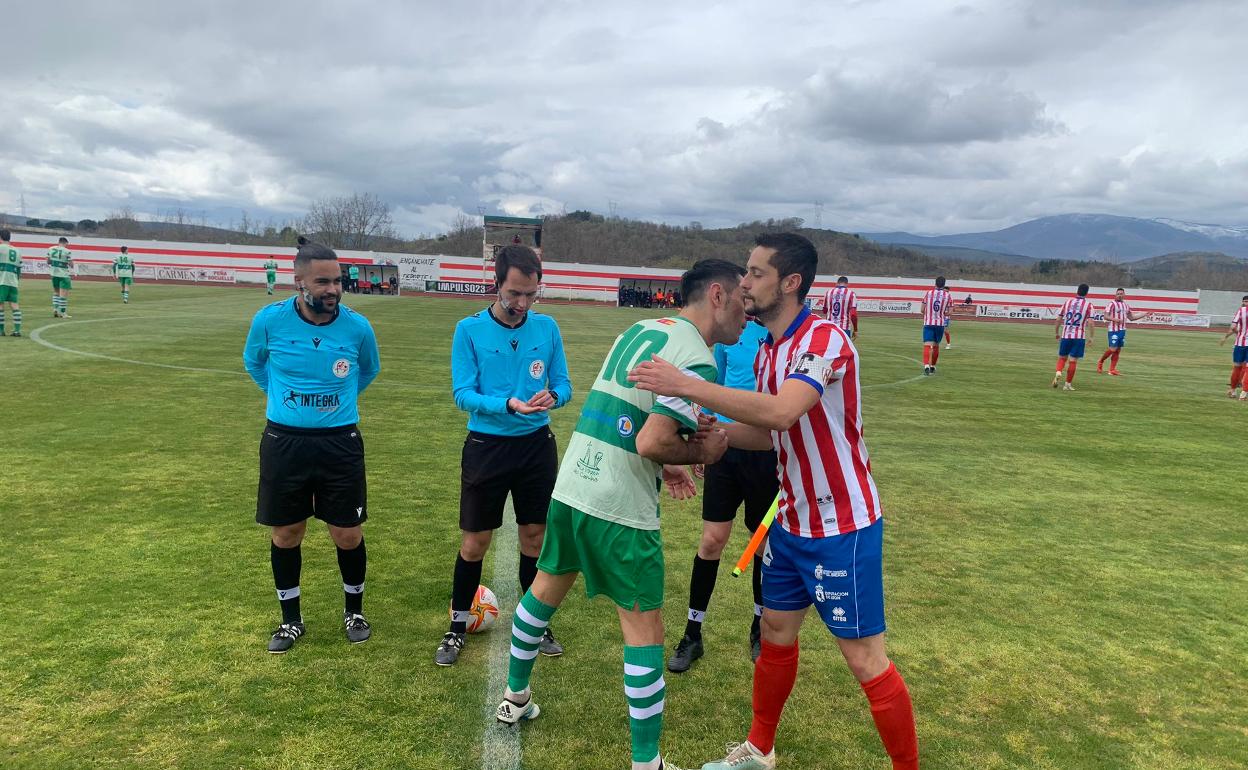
[1232,307,1248,346]
[1104,299,1132,333]
[754,308,882,539]
[922,288,951,326]
[824,286,856,329]
[1059,297,1094,339]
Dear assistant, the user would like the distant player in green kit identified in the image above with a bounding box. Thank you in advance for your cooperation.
[495,259,746,770]
[47,236,73,318]
[347,263,359,293]
[264,256,279,295]
[112,246,136,303]
[0,229,22,337]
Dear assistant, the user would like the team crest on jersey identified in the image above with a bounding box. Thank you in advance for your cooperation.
[529,360,545,379]
[332,358,351,378]
[616,415,635,437]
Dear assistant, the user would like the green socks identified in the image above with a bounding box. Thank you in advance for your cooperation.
[624,644,666,764]
[506,590,557,694]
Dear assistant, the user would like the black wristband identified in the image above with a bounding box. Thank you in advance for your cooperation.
[506,399,516,414]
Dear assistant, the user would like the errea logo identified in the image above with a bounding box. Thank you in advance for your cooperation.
[831,607,847,622]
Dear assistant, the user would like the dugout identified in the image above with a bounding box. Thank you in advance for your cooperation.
[618,278,682,308]
[344,263,399,295]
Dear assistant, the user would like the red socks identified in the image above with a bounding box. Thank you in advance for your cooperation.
[931,346,940,365]
[747,640,799,755]
[1110,350,1120,370]
[1066,360,1078,383]
[1242,365,1248,390]
[943,331,950,344]
[1098,350,1112,365]
[1055,356,1067,373]
[922,346,932,366]
[861,662,919,770]
[1234,365,1245,388]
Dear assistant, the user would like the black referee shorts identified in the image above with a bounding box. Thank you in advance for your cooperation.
[256,421,367,528]
[460,426,558,532]
[702,446,780,531]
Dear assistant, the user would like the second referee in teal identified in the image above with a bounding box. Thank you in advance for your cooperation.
[437,244,573,666]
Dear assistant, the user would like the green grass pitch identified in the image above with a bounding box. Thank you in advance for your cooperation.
[2,281,1245,769]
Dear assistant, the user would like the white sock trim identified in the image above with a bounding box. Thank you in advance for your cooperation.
[276,586,300,600]
[628,700,665,720]
[512,626,542,645]
[625,677,666,699]
[343,582,364,594]
[687,608,706,623]
[624,662,656,676]
[515,602,549,630]
[510,644,539,661]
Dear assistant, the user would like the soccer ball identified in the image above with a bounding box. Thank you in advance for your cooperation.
[450,584,500,634]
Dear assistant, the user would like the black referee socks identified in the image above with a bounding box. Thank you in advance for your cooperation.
[451,554,483,633]
[271,542,302,624]
[337,538,367,614]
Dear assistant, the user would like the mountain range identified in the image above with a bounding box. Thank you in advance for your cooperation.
[863,213,1248,262]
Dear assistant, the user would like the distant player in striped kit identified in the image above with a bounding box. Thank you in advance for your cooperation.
[631,233,918,770]
[921,276,951,374]
[1096,288,1149,375]
[111,246,136,303]
[263,257,279,295]
[823,276,857,339]
[0,230,23,337]
[47,237,73,318]
[1220,294,1248,400]
[1053,283,1094,391]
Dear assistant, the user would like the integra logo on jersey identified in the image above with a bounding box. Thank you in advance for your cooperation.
[282,389,341,412]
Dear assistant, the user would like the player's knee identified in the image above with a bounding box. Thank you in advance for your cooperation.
[271,523,305,548]
[460,531,493,561]
[699,524,731,558]
[329,525,362,549]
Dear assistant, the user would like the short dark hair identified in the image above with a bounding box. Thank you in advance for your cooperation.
[58,237,68,244]
[120,246,128,253]
[755,232,817,301]
[681,259,746,305]
[837,275,848,284]
[1115,287,1124,292]
[495,244,542,284]
[935,276,946,288]
[0,229,9,241]
[293,236,338,269]
[1077,283,1090,297]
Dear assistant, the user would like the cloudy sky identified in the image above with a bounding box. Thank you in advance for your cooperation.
[2,0,1245,237]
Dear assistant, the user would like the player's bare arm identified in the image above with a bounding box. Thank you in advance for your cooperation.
[630,354,821,432]
[635,411,727,466]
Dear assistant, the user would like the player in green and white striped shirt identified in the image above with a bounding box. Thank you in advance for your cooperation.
[47,237,73,318]
[112,246,136,303]
[263,257,279,294]
[0,229,22,337]
[495,259,747,770]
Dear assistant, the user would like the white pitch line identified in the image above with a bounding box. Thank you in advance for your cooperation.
[482,502,523,770]
[864,350,929,389]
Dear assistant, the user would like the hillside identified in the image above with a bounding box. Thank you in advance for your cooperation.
[1128,251,1248,291]
[864,213,1248,262]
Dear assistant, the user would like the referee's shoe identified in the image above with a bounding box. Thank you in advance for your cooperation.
[268,620,306,654]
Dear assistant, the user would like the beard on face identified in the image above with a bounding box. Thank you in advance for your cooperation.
[745,287,782,321]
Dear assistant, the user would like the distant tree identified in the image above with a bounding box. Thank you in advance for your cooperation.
[77,219,98,231]
[44,220,75,231]
[302,192,397,250]
[25,218,41,227]
[101,207,144,239]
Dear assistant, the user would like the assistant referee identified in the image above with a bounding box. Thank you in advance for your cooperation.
[436,244,572,666]
[243,237,380,654]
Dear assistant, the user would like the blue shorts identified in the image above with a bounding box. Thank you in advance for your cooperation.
[761,519,885,639]
[1058,339,1086,358]
[1234,346,1248,365]
[1107,330,1125,349]
[923,325,944,343]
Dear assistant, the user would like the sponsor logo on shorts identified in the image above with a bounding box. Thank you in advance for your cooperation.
[529,360,545,379]
[814,584,847,603]
[617,415,635,437]
[831,606,847,622]
[333,358,351,378]
[814,564,847,580]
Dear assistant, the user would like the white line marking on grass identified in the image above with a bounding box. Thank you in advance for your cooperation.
[28,317,442,391]
[864,351,929,389]
[482,503,523,770]
[30,319,244,375]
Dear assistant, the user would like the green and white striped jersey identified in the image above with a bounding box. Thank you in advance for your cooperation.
[46,246,72,278]
[113,253,134,276]
[0,244,20,288]
[263,259,278,274]
[551,316,717,531]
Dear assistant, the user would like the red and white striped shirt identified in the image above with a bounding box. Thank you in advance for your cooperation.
[1232,307,1248,347]
[754,308,882,539]
[1059,297,1094,340]
[1104,299,1132,333]
[824,286,857,330]
[922,288,951,326]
